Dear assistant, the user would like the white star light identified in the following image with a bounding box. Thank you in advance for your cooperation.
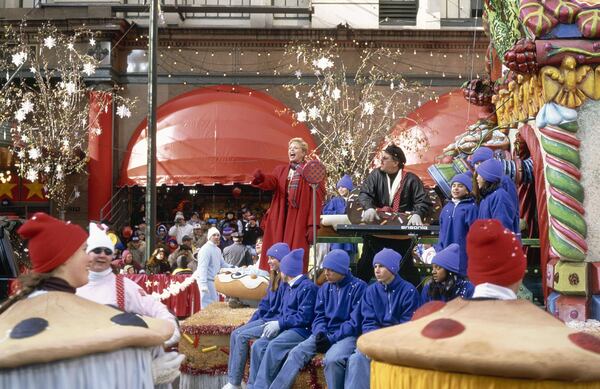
[30,67,36,74]
[28,148,40,160]
[43,165,51,173]
[67,43,74,50]
[116,105,132,118]
[310,127,318,134]
[363,101,375,116]
[331,88,341,101]
[296,111,307,122]
[64,82,76,95]
[83,62,96,76]
[308,106,320,120]
[11,52,27,66]
[14,109,26,122]
[26,168,38,182]
[90,127,102,136]
[43,36,56,49]
[294,70,302,79]
[17,150,25,159]
[89,38,96,46]
[21,100,34,114]
[314,56,333,70]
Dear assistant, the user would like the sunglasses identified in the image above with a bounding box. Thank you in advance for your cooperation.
[91,247,113,255]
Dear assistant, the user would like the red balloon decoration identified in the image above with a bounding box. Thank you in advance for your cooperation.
[232,187,242,199]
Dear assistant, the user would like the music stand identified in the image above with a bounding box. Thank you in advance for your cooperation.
[302,160,326,281]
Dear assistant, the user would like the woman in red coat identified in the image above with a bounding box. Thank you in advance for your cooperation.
[252,138,325,272]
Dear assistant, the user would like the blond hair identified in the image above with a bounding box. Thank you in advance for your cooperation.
[289,138,308,154]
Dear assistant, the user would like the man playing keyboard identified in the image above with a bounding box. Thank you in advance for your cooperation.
[356,143,433,285]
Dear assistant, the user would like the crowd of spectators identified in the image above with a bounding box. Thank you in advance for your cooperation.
[105,206,264,275]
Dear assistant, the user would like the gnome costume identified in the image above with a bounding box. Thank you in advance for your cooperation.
[0,213,174,389]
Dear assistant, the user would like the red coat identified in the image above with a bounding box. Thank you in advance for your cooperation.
[253,164,325,272]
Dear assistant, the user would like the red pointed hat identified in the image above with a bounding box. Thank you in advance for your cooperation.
[18,213,88,273]
[466,219,526,287]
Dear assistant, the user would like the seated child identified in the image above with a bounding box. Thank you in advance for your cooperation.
[222,243,290,389]
[269,249,367,389]
[421,244,474,303]
[345,248,421,389]
[248,248,318,389]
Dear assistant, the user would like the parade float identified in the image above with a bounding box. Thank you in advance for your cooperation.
[359,0,600,387]
[426,0,600,318]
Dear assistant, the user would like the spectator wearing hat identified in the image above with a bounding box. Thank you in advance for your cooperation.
[156,224,169,242]
[270,249,367,389]
[187,211,201,226]
[470,146,519,221]
[345,248,421,389]
[223,232,253,268]
[169,213,194,245]
[218,211,242,234]
[251,137,325,273]
[127,236,146,268]
[77,223,180,346]
[466,219,526,300]
[421,244,474,303]
[146,247,171,274]
[422,173,478,274]
[0,214,180,388]
[220,227,235,250]
[192,221,208,251]
[322,174,358,258]
[356,143,433,284]
[475,159,519,236]
[192,227,233,309]
[243,215,263,247]
[248,248,318,389]
[111,249,142,273]
[222,243,290,389]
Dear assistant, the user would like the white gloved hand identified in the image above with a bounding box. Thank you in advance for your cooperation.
[362,208,380,223]
[421,247,436,264]
[407,213,423,226]
[151,351,185,385]
[164,323,181,347]
[261,320,281,339]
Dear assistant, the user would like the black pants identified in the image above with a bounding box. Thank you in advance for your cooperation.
[356,236,420,287]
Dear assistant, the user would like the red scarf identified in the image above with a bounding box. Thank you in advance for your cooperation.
[287,162,305,208]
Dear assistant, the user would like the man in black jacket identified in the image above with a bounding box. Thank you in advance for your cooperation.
[357,143,433,285]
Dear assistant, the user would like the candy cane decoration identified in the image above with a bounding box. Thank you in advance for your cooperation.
[536,102,587,262]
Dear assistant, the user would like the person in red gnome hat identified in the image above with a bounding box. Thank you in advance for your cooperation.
[0,213,175,388]
[0,212,90,308]
[466,218,526,300]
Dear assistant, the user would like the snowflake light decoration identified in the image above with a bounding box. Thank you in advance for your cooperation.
[43,36,56,49]
[116,105,132,118]
[82,62,96,76]
[282,40,434,193]
[2,24,137,215]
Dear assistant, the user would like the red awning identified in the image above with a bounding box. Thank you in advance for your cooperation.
[392,90,490,186]
[119,86,316,186]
